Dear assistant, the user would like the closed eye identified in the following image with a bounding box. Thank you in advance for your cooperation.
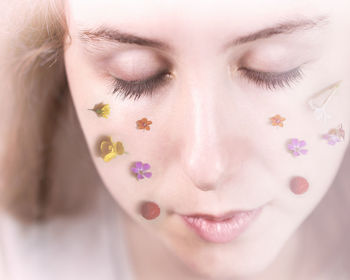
[237,66,304,91]
[111,70,172,100]
[111,66,304,100]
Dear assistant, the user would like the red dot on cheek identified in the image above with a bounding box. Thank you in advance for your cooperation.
[140,201,160,220]
[290,176,309,195]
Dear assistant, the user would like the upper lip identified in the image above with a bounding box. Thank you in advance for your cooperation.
[180,207,262,222]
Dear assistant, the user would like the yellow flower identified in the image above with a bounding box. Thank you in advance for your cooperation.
[89,103,111,118]
[100,137,126,162]
[115,141,125,155]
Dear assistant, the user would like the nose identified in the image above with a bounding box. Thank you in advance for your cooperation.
[178,77,248,192]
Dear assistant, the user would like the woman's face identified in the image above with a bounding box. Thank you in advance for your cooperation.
[64,0,350,278]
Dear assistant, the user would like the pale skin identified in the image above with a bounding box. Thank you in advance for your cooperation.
[63,0,350,279]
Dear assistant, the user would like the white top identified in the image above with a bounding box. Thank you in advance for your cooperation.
[0,188,135,280]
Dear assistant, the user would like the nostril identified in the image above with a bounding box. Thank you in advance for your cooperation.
[195,183,216,192]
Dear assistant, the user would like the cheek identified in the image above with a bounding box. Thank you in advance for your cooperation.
[271,103,348,230]
[64,42,181,223]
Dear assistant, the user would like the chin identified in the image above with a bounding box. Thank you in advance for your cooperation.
[160,233,284,280]
[186,252,276,279]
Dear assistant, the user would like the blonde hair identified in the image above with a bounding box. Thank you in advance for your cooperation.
[0,0,75,222]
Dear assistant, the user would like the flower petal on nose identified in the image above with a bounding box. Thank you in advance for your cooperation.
[143,172,152,178]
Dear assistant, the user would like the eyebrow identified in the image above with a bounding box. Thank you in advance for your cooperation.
[78,15,329,52]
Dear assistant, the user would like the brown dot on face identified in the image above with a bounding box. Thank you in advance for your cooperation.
[290,176,309,195]
[140,201,160,220]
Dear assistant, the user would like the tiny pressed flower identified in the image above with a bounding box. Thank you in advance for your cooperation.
[89,103,111,118]
[287,138,308,156]
[308,102,332,121]
[136,118,152,130]
[131,161,152,180]
[308,81,342,122]
[100,137,126,162]
[323,124,345,145]
[116,141,125,155]
[270,114,286,127]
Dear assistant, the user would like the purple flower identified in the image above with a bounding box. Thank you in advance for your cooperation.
[287,138,308,156]
[323,126,345,145]
[131,161,152,180]
[323,134,341,145]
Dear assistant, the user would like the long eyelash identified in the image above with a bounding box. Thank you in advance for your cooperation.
[238,67,304,91]
[112,70,171,101]
[112,66,303,100]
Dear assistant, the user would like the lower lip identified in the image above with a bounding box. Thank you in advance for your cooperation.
[181,207,263,244]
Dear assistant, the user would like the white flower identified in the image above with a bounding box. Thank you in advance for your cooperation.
[308,100,332,122]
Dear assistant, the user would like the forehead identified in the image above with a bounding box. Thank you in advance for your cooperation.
[65,0,329,32]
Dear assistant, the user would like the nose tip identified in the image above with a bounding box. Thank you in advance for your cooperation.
[176,74,248,192]
[184,152,228,192]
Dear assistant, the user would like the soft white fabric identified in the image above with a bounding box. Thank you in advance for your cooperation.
[0,187,135,280]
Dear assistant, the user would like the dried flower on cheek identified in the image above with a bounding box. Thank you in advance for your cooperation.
[89,103,111,118]
[270,114,286,127]
[100,137,126,162]
[323,124,345,145]
[131,161,152,180]
[136,118,152,130]
[287,138,308,157]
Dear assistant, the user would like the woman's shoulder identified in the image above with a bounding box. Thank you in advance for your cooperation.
[0,190,133,280]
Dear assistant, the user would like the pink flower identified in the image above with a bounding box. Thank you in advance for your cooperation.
[287,139,308,156]
[323,134,341,145]
[323,125,345,145]
[131,162,152,180]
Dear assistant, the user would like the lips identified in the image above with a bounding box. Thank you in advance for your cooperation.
[180,207,263,243]
[184,210,248,222]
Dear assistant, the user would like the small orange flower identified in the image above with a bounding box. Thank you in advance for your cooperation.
[270,114,286,127]
[136,118,152,130]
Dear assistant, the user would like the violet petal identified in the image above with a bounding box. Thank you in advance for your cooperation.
[299,140,306,147]
[142,163,151,171]
[287,144,295,151]
[135,162,143,169]
[131,168,139,174]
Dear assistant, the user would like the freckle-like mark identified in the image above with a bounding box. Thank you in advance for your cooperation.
[139,201,160,220]
[290,176,309,195]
